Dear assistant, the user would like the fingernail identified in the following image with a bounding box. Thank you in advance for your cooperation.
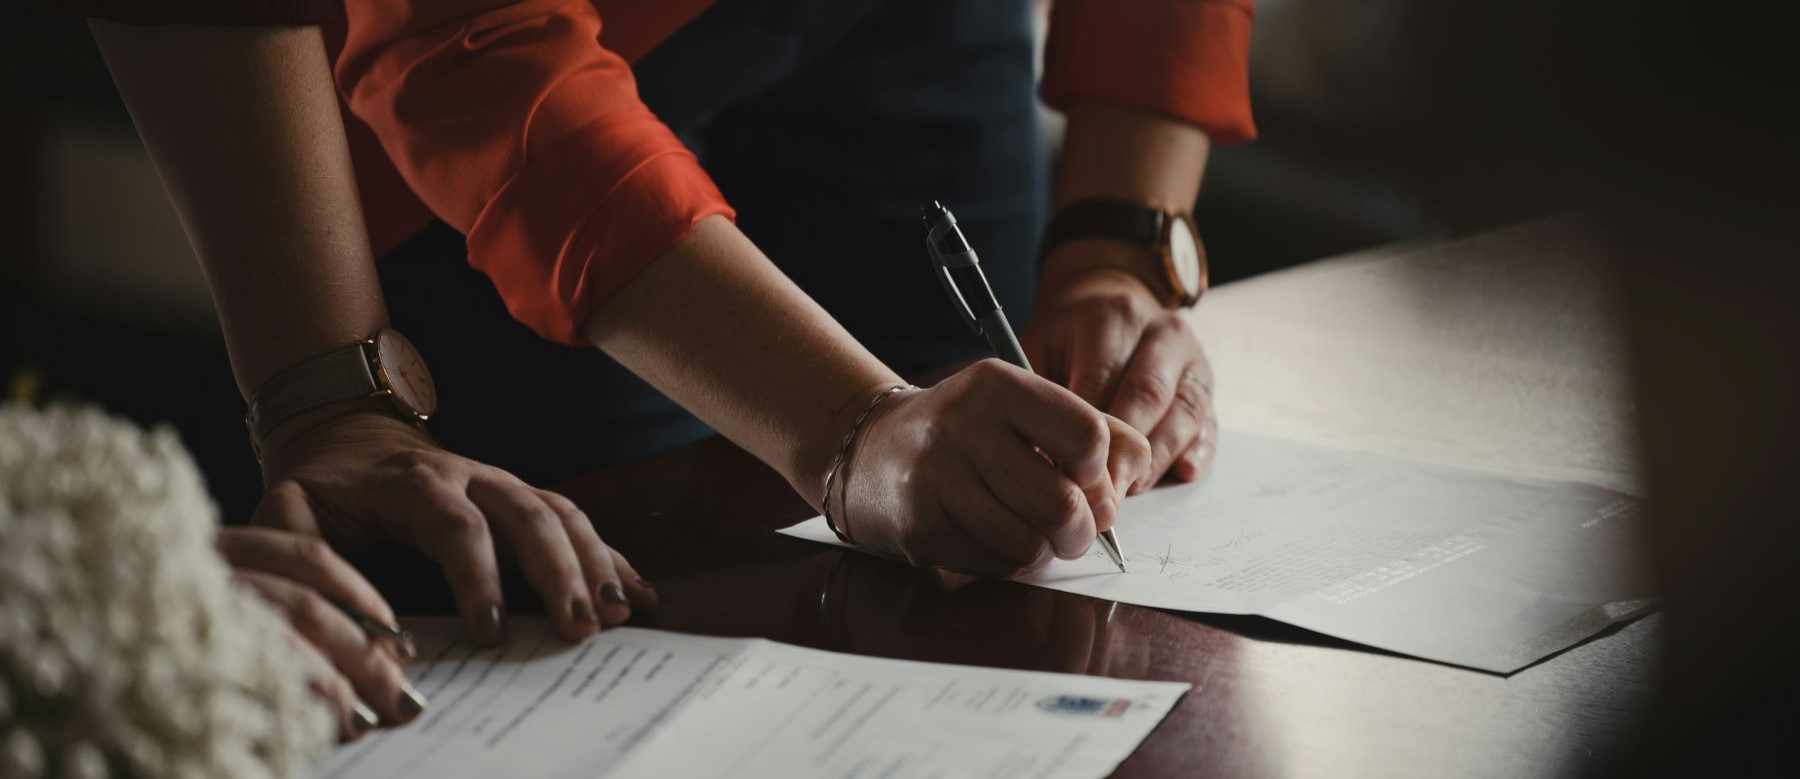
[599,582,628,604]
[635,578,656,595]
[572,598,598,625]
[396,683,428,720]
[472,604,506,647]
[351,700,380,732]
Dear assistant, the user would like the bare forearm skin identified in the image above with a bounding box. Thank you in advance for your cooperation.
[91,22,387,400]
[1044,101,1213,288]
[583,217,901,508]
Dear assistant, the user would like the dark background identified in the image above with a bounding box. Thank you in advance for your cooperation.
[4,1,1796,775]
[0,0,1483,521]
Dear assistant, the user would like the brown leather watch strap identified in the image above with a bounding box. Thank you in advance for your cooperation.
[1043,197,1167,258]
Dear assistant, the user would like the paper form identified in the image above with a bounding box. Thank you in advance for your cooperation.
[783,432,1654,673]
[317,619,1188,779]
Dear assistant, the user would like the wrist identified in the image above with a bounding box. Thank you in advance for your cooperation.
[794,380,913,511]
[1039,241,1164,303]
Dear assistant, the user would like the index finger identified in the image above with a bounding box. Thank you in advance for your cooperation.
[1102,415,1154,501]
[984,361,1114,491]
[1105,321,1197,436]
[393,477,508,647]
[216,527,398,632]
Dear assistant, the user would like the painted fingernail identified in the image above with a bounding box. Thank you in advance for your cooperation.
[599,583,628,604]
[635,578,656,594]
[572,598,598,625]
[351,700,380,732]
[472,604,506,647]
[396,683,428,719]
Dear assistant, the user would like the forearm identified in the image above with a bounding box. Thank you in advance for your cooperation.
[582,217,901,506]
[1048,102,1211,283]
[91,22,386,400]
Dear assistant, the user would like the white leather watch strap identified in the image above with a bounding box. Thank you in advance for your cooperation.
[244,341,380,452]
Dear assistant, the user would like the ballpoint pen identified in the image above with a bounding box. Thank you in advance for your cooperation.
[922,201,1128,574]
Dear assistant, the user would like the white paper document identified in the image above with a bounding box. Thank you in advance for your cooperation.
[784,432,1654,673]
[318,618,1188,779]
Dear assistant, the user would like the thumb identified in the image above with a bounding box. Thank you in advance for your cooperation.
[251,480,323,535]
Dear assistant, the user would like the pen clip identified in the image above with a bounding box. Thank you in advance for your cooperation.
[925,209,984,335]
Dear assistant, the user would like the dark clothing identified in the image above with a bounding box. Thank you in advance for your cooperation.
[378,0,1046,486]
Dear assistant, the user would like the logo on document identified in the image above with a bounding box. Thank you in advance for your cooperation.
[1036,695,1131,717]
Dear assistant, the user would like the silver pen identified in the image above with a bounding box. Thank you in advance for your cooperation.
[923,201,1128,573]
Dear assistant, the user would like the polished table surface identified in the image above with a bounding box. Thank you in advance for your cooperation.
[386,216,1657,778]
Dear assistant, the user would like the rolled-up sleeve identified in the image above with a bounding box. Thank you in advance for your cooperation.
[336,0,734,345]
[1042,0,1257,144]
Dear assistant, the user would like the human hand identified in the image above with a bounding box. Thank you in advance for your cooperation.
[218,525,424,742]
[1022,258,1218,491]
[252,405,657,648]
[834,360,1151,577]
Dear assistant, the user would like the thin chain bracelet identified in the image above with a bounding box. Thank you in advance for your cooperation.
[822,384,916,545]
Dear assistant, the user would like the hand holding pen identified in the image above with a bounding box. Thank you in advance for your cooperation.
[923,202,1134,572]
[803,204,1151,578]
[216,526,428,742]
[825,360,1150,576]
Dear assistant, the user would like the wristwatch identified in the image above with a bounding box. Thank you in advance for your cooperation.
[1042,197,1208,308]
[244,328,438,457]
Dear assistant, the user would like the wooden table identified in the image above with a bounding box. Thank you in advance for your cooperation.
[382,216,1658,778]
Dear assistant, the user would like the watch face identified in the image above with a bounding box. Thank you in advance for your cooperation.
[1167,215,1207,301]
[373,329,438,420]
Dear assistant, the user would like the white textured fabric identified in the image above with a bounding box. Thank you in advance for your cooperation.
[1193,215,1640,493]
[0,405,333,779]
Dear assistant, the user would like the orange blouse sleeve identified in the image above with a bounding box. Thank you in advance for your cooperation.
[1042,0,1258,145]
[335,0,734,346]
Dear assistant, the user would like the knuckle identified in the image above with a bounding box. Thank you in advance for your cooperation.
[915,414,946,449]
[288,534,337,571]
[1071,366,1119,402]
[436,509,487,542]
[1172,376,1208,417]
[518,503,562,529]
[392,461,441,492]
[971,357,1010,380]
[290,590,335,634]
[541,490,581,517]
[1121,372,1174,410]
[1151,438,1177,469]
[1096,295,1143,325]
[266,479,306,503]
[1050,486,1089,534]
[1071,412,1110,453]
[1145,311,1183,334]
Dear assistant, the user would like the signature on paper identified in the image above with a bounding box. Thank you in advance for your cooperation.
[1083,535,1264,579]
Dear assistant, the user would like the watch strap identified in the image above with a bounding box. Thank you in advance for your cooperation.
[245,341,380,449]
[1043,197,1167,258]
